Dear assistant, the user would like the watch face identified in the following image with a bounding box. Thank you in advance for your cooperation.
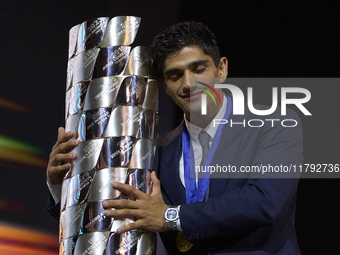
[166,208,178,220]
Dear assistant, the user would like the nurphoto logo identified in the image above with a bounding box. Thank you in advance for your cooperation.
[196,81,222,115]
[194,78,312,128]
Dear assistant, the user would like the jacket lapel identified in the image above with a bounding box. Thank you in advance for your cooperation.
[158,122,186,205]
[209,106,255,197]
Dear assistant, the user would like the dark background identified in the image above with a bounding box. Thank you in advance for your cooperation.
[0,0,339,254]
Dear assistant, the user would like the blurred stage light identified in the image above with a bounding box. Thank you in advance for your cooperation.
[0,224,59,255]
[0,135,47,168]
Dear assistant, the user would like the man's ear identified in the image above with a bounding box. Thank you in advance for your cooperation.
[218,57,228,78]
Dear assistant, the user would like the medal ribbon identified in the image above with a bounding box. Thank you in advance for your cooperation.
[182,95,232,204]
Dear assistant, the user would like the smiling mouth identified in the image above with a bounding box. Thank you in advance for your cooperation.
[181,90,203,101]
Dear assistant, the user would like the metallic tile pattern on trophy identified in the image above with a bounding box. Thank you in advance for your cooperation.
[61,15,158,255]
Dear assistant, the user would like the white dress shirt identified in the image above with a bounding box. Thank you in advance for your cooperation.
[179,94,228,187]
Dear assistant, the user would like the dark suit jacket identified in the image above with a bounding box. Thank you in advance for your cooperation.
[156,105,303,255]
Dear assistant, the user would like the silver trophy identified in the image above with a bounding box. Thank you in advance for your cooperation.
[60,16,158,255]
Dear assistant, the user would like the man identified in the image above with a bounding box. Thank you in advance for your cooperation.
[47,21,303,254]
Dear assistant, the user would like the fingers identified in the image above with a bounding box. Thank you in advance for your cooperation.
[49,151,76,166]
[146,171,152,195]
[52,128,71,150]
[101,171,168,234]
[50,133,79,160]
[49,127,79,165]
[103,200,148,234]
[103,200,141,226]
[111,182,148,200]
[46,127,79,185]
[57,127,75,144]
[46,163,71,184]
[103,199,140,210]
[115,221,140,234]
[104,207,140,220]
[110,171,157,198]
[150,171,161,195]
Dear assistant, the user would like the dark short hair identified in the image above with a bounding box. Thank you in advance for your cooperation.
[151,21,221,77]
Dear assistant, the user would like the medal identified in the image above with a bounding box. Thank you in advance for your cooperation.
[176,231,193,252]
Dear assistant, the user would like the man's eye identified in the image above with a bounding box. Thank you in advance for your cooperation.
[169,75,180,81]
[194,67,206,73]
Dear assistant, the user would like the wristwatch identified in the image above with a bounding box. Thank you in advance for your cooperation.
[164,205,180,231]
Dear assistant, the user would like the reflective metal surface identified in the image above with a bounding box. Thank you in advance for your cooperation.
[97,137,136,169]
[73,48,100,84]
[61,16,158,255]
[103,106,142,137]
[69,24,80,59]
[78,108,112,141]
[87,167,128,201]
[104,229,156,255]
[136,110,158,139]
[67,172,96,207]
[60,236,77,255]
[83,76,123,111]
[129,139,156,169]
[60,204,87,240]
[75,232,110,255]
[123,169,152,197]
[80,201,112,235]
[60,178,71,213]
[105,231,140,255]
[59,211,64,243]
[142,80,159,111]
[65,89,72,120]
[65,112,82,137]
[110,219,127,233]
[114,76,147,106]
[136,232,157,255]
[123,46,156,78]
[77,17,109,54]
[93,46,131,78]
[66,57,75,91]
[69,81,91,115]
[71,139,104,177]
[101,16,141,47]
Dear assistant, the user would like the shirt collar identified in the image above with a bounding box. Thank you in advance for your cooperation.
[184,94,228,145]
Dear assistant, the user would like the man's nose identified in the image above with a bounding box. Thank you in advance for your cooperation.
[183,71,194,89]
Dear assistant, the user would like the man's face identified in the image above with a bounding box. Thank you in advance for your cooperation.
[162,46,227,120]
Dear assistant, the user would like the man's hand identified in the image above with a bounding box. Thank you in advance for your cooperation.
[103,171,169,234]
[46,127,79,185]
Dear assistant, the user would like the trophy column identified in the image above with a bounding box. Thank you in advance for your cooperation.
[59,16,158,255]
